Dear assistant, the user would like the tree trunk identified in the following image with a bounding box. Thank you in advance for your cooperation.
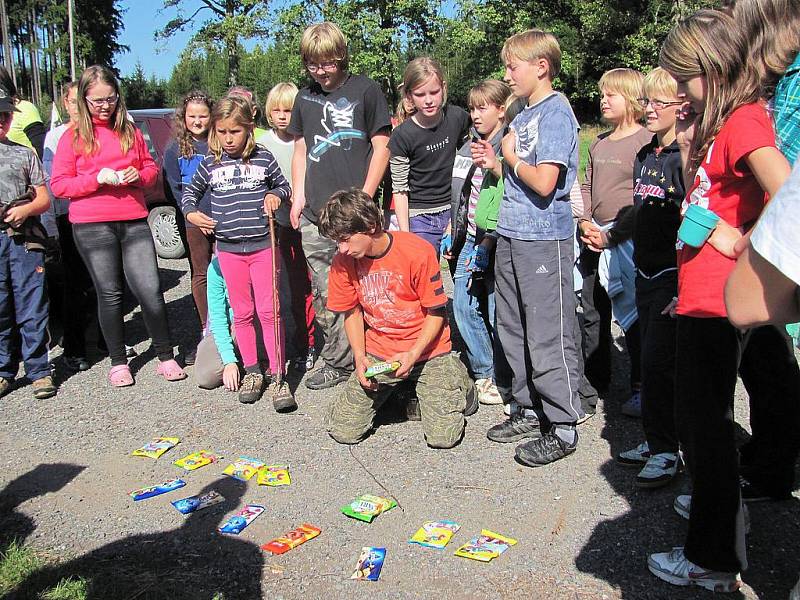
[226,1,238,87]
[29,8,41,105]
[0,0,13,80]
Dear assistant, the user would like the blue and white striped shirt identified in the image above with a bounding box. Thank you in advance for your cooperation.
[182,146,291,253]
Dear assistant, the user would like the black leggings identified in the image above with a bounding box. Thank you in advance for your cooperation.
[73,219,173,366]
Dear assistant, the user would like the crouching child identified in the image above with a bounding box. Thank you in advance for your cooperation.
[320,188,477,448]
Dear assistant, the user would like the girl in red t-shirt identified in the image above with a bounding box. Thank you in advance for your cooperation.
[649,9,791,592]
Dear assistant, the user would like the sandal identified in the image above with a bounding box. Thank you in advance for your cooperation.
[157,359,187,382]
[109,365,134,387]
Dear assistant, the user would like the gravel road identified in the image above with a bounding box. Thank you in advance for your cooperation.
[0,257,798,600]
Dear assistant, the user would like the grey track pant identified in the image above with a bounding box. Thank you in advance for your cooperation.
[494,235,581,425]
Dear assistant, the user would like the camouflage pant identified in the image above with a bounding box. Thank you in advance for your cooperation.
[326,352,475,448]
[300,217,352,371]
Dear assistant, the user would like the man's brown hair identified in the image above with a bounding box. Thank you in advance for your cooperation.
[318,188,383,241]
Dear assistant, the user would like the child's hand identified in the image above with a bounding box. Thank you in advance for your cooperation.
[471,139,497,171]
[222,363,241,391]
[661,297,678,318]
[290,193,305,229]
[3,204,31,229]
[583,228,605,251]
[707,218,742,258]
[119,166,140,184]
[186,211,217,236]
[388,349,419,379]
[501,130,517,165]
[733,229,752,258]
[264,193,281,216]
[355,355,378,391]
[96,168,119,186]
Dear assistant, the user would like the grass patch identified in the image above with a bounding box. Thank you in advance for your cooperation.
[0,541,89,600]
[0,540,46,593]
[579,123,604,181]
[41,577,89,600]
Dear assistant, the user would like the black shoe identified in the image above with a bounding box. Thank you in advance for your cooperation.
[515,426,578,467]
[740,476,791,502]
[487,413,541,443]
[62,355,90,372]
[238,372,264,404]
[305,365,349,390]
[182,347,197,367]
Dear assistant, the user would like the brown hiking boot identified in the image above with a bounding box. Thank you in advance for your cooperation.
[32,375,57,399]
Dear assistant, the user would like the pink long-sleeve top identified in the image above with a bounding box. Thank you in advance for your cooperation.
[50,117,158,224]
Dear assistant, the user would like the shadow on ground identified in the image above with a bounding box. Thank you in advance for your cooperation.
[575,335,800,599]
[6,475,264,600]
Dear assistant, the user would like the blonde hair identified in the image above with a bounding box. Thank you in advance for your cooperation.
[660,9,760,169]
[402,57,447,105]
[501,29,561,79]
[726,0,800,95]
[73,65,136,156]
[174,90,213,159]
[265,82,298,128]
[208,96,256,164]
[643,67,678,100]
[395,93,416,125]
[598,68,645,122]
[300,22,349,71]
[468,79,512,110]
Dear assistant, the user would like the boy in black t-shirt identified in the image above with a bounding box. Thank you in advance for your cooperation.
[287,22,392,390]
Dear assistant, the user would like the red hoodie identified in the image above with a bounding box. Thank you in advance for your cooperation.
[50,117,158,224]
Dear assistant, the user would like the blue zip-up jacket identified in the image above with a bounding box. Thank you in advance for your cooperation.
[163,138,211,226]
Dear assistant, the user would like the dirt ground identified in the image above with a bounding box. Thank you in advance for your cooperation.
[0,258,798,600]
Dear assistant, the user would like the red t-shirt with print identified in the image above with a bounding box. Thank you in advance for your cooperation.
[677,102,775,318]
[328,231,451,361]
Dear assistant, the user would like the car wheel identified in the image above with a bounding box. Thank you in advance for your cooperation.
[147,205,186,259]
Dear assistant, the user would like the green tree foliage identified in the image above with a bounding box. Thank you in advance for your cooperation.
[273,0,443,108]
[155,0,271,87]
[121,60,167,109]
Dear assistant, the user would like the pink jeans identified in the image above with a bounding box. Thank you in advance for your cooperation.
[217,247,285,375]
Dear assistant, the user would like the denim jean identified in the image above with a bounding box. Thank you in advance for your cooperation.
[73,219,174,366]
[410,210,450,258]
[452,234,495,380]
[0,235,49,381]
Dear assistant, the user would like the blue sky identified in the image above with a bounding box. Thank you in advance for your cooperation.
[115,0,209,79]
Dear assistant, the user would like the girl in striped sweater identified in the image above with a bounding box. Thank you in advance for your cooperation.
[182,96,294,410]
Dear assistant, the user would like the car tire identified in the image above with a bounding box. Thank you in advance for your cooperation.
[147,205,186,259]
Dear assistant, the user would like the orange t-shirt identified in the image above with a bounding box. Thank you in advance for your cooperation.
[327,231,451,362]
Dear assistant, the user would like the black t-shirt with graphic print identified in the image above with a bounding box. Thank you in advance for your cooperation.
[288,74,391,223]
[388,105,470,210]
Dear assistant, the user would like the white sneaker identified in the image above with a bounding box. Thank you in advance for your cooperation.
[790,574,800,600]
[476,378,503,405]
[648,547,741,592]
[617,441,651,467]
[673,494,750,533]
[636,452,680,488]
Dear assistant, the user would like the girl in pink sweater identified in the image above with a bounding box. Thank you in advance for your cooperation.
[51,65,184,387]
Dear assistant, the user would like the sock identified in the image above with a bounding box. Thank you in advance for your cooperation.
[244,364,261,375]
[554,425,577,444]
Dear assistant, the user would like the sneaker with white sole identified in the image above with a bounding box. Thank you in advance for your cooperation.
[305,365,349,390]
[475,378,502,405]
[673,494,750,533]
[636,452,680,488]
[621,389,642,417]
[673,494,692,520]
[648,547,741,593]
[617,441,651,467]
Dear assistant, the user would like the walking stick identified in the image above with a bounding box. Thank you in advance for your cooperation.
[268,210,283,386]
